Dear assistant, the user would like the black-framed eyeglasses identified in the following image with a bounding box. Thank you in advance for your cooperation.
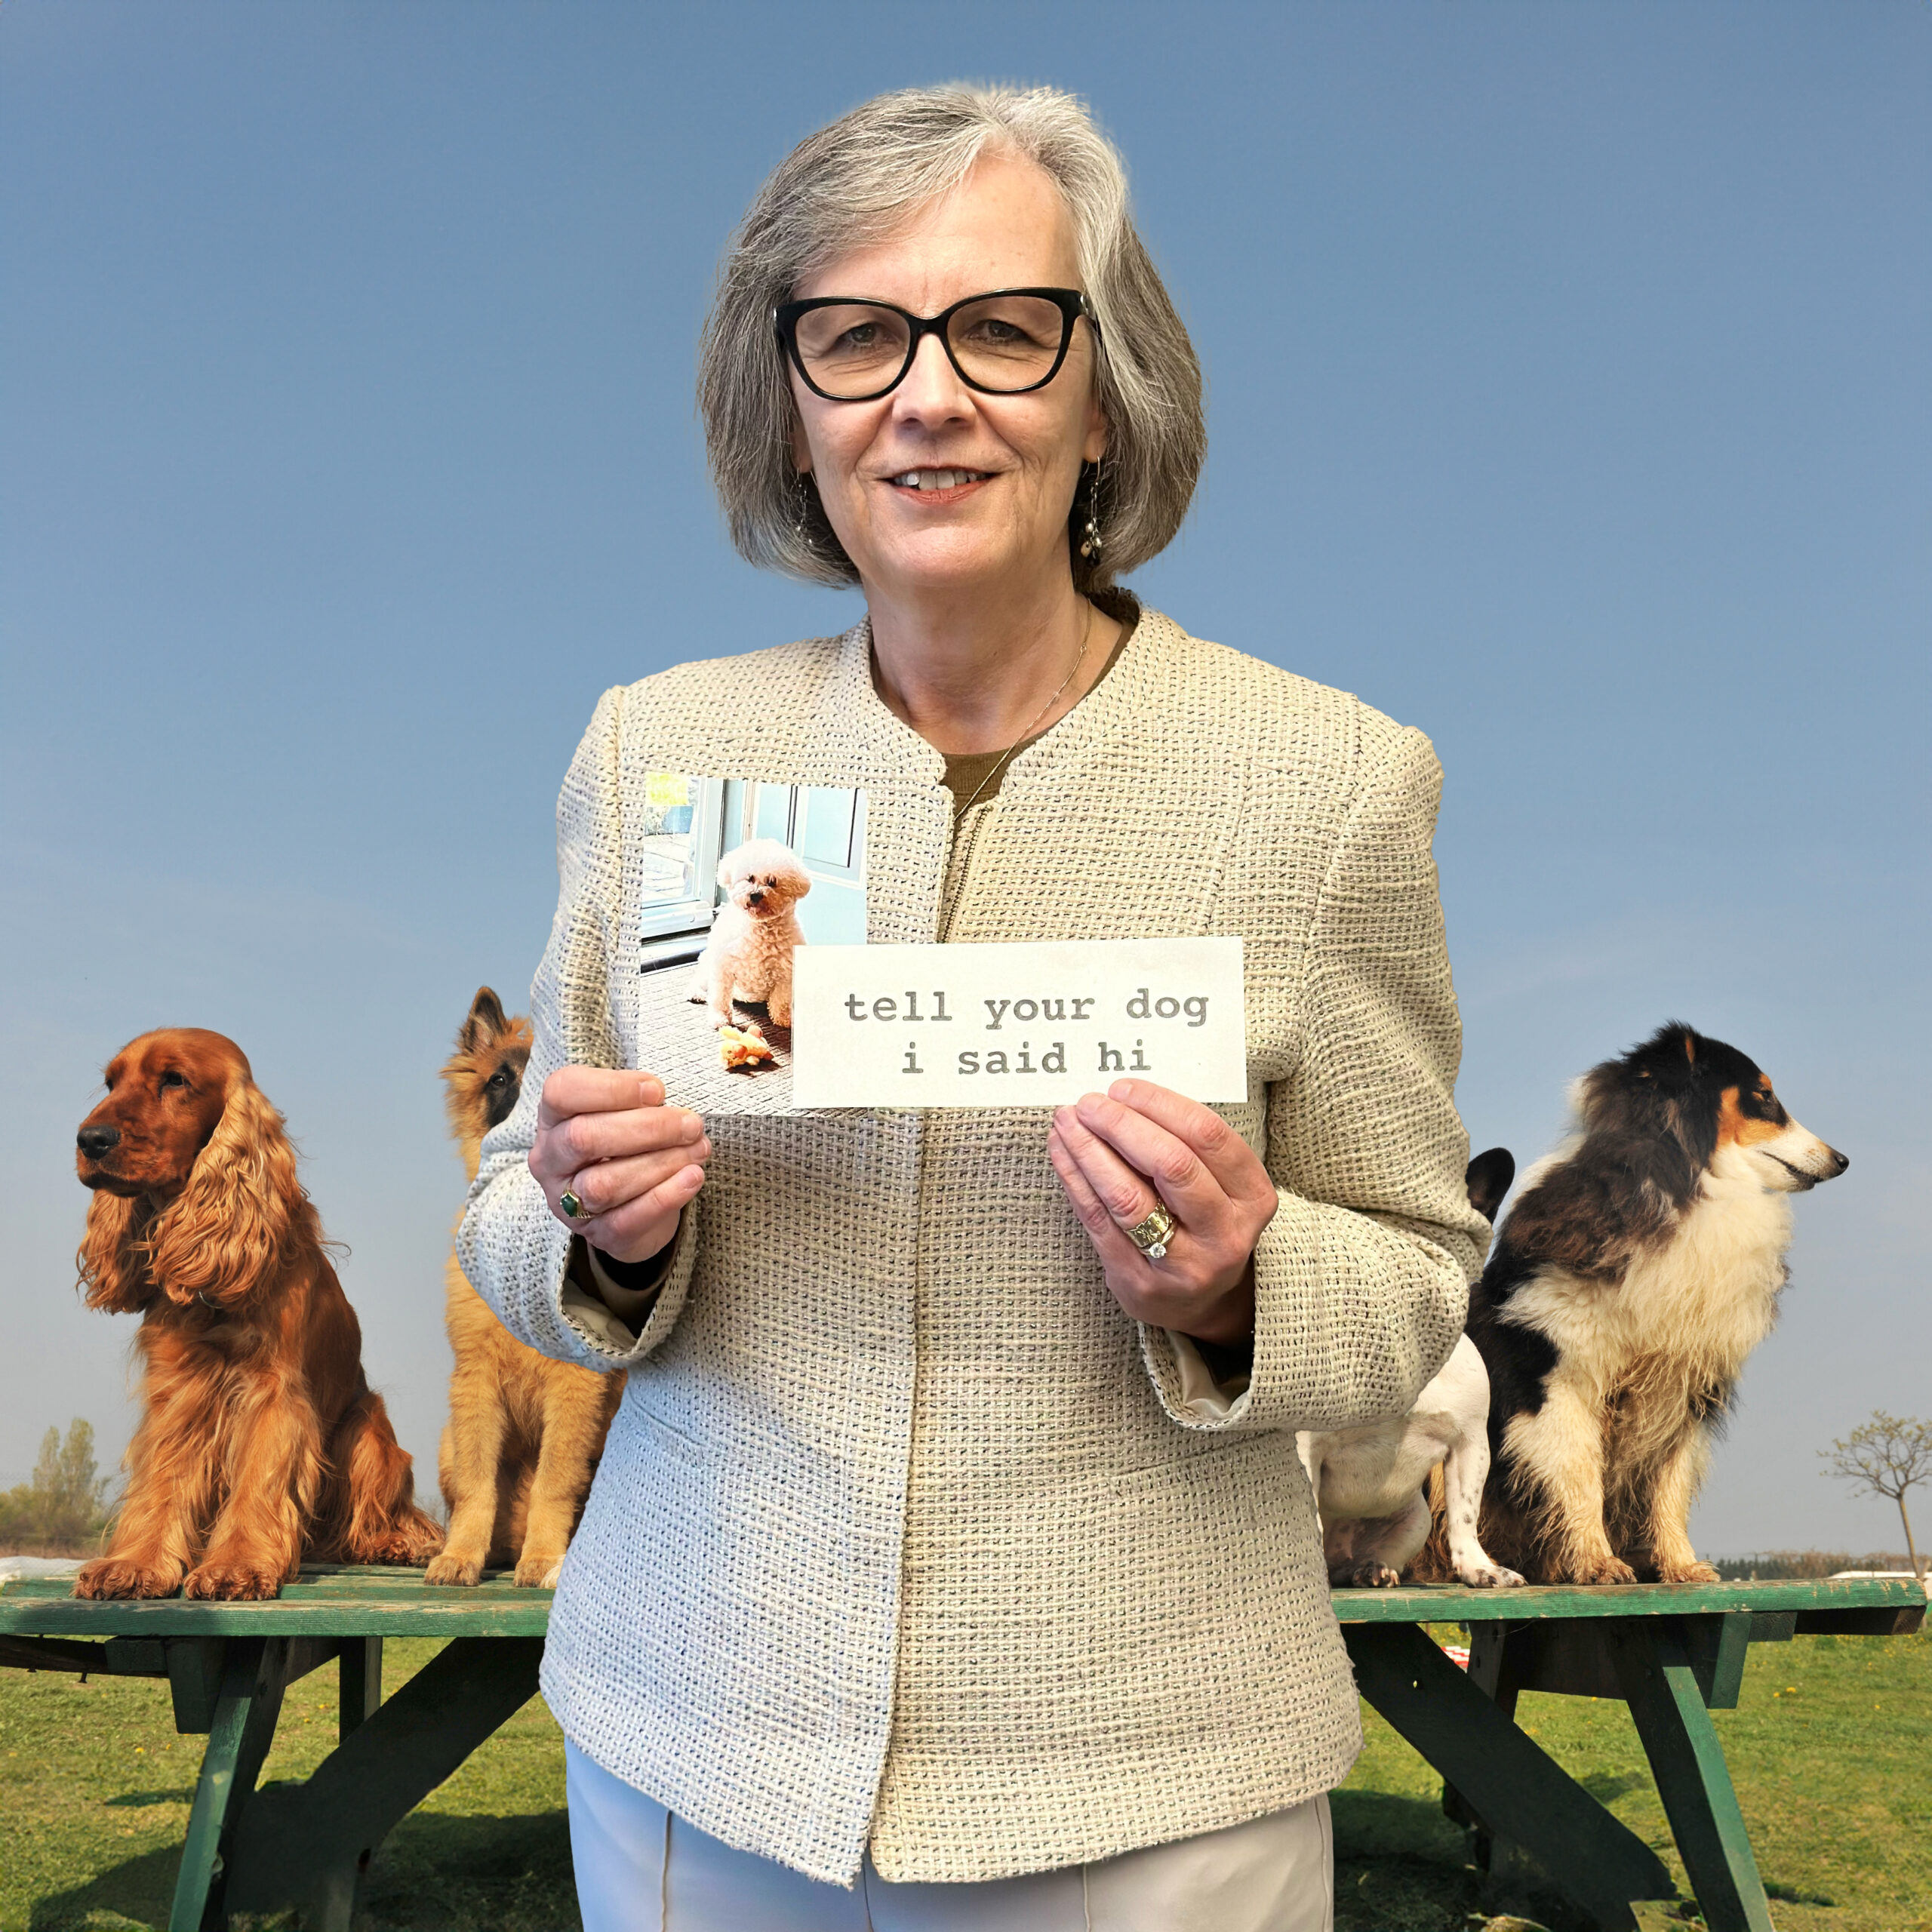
[774,287,1094,402]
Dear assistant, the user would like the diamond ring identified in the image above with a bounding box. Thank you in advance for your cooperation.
[1124,1203,1177,1261]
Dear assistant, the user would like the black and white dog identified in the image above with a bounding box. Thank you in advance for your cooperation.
[1468,1023,1847,1585]
[1298,1149,1525,1590]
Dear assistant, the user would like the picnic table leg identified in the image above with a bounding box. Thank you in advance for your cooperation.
[222,1634,545,1932]
[340,1635,382,1739]
[168,1637,290,1932]
[1345,1623,1675,1932]
[1612,1623,1777,1932]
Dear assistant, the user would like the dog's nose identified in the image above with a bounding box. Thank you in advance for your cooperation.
[1827,1147,1849,1176]
[77,1124,121,1159]
[746,891,765,906]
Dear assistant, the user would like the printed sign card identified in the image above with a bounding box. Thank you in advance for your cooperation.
[790,938,1247,1109]
[632,774,1245,1113]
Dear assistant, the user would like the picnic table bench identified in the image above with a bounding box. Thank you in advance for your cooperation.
[2,1568,1923,1932]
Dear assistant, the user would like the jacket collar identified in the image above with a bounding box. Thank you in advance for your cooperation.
[813,601,1171,801]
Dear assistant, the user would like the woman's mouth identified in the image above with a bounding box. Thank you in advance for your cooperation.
[886,468,991,495]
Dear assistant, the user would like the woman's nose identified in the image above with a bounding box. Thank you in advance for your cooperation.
[78,1123,121,1158]
[891,331,972,425]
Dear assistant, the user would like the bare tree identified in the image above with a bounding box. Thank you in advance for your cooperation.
[1820,1411,1932,1583]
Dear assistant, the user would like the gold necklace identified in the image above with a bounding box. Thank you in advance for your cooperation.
[949,601,1097,828]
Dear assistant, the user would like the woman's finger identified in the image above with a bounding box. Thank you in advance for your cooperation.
[573,1161,708,1265]
[543,1101,706,1175]
[1099,1080,1276,1208]
[537,1067,667,1131]
[560,1140,712,1220]
[1051,1105,1171,1232]
[1048,1128,1151,1273]
[1066,1092,1234,1230]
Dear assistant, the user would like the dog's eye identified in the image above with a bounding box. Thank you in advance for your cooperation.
[159,1070,187,1091]
[486,1069,512,1088]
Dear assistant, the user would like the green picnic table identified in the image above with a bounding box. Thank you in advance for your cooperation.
[2,1567,1923,1932]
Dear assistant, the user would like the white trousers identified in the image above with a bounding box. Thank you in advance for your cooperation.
[566,1742,1334,1932]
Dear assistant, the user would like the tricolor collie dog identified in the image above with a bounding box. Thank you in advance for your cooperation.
[1299,1149,1525,1589]
[1469,1023,1847,1586]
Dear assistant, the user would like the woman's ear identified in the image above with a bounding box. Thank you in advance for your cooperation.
[76,1192,156,1313]
[146,1081,303,1306]
[1081,398,1109,466]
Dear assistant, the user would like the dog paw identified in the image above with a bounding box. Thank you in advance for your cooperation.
[513,1551,566,1589]
[1657,1560,1721,1585]
[183,1562,285,1601]
[423,1552,483,1588]
[1571,1556,1640,1586]
[1331,1558,1401,1589]
[349,1516,444,1567]
[73,1558,181,1601]
[1460,1564,1527,1589]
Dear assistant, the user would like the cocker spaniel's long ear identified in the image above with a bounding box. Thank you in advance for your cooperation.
[76,1192,156,1312]
[146,1081,304,1306]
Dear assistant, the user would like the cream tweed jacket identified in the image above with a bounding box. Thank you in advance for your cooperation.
[458,607,1488,1886]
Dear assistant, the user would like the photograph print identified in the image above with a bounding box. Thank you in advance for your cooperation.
[634,774,867,1114]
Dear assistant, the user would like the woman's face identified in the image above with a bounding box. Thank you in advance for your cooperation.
[789,153,1109,606]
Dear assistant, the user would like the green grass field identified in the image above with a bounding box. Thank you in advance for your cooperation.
[2,1627,1924,1931]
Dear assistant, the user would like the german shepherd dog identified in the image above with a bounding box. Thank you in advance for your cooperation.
[425,989,621,1588]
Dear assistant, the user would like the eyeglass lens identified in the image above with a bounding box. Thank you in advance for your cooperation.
[790,294,1071,398]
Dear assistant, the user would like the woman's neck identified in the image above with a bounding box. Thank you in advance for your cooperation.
[866,570,1121,758]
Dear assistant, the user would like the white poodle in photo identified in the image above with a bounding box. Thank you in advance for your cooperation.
[689,838,811,1029]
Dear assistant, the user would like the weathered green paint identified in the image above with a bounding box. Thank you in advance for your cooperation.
[0,1587,552,1638]
[170,1639,288,1932]
[1346,1623,1675,1931]
[3,1568,1918,1639]
[223,1637,546,1932]
[167,1638,229,1734]
[1331,1575,1926,1624]
[1683,1612,1753,1710]
[1613,1624,1777,1932]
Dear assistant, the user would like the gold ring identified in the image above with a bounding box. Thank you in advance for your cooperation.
[1124,1203,1176,1260]
[558,1189,591,1222]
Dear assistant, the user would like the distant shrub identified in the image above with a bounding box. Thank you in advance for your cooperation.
[0,1420,115,1554]
[1711,1549,1913,1581]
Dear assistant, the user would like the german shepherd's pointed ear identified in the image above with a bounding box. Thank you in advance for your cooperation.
[146,1081,303,1307]
[458,987,510,1054]
[1465,1147,1515,1223]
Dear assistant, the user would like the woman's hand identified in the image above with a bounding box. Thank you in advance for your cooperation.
[528,1067,710,1266]
[1048,1080,1276,1345]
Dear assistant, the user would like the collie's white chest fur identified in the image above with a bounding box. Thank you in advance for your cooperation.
[1506,1147,1792,1398]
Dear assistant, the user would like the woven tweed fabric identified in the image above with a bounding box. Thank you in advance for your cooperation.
[457,609,1489,1885]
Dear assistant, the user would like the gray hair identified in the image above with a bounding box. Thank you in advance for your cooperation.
[698,85,1205,592]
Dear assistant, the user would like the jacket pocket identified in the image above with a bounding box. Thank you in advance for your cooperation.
[620,1382,712,1471]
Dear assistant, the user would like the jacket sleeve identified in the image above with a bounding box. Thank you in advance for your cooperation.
[1140,724,1486,1432]
[456,685,700,1371]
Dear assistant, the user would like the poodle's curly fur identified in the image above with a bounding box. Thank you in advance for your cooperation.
[690,837,811,1029]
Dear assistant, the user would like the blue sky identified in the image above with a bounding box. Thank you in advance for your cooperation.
[3,2,1926,1555]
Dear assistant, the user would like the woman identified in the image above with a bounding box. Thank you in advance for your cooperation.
[460,85,1487,1930]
